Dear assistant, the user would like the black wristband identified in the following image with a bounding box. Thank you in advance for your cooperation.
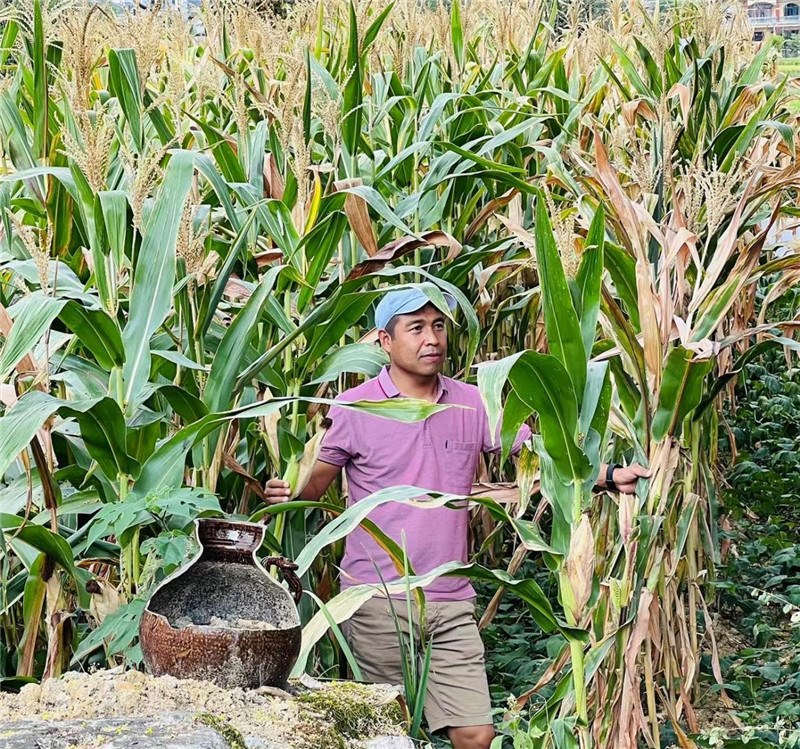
[606,463,619,492]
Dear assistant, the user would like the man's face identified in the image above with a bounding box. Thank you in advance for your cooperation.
[378,304,447,377]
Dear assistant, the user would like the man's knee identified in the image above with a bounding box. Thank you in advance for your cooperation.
[447,723,495,749]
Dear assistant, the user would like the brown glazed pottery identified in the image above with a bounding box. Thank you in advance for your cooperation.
[139,518,303,689]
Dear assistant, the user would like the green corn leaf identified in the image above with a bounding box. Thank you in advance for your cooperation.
[309,343,389,385]
[534,195,586,403]
[156,385,209,424]
[0,293,65,382]
[575,205,605,359]
[342,1,362,160]
[411,640,433,736]
[362,2,395,52]
[608,38,650,98]
[652,346,714,442]
[695,336,800,418]
[133,397,451,497]
[98,190,129,276]
[59,301,125,371]
[510,355,592,482]
[737,43,772,87]
[0,515,76,576]
[203,265,283,414]
[437,141,527,175]
[633,38,663,96]
[0,19,19,67]
[151,350,206,371]
[108,48,144,153]
[478,351,591,481]
[195,153,240,229]
[303,590,365,682]
[603,242,640,331]
[721,77,786,171]
[293,556,575,677]
[298,292,376,371]
[32,0,48,159]
[17,553,46,674]
[60,398,140,481]
[188,115,248,183]
[451,0,464,69]
[579,362,610,439]
[296,211,349,314]
[0,93,44,202]
[290,486,464,577]
[122,149,194,411]
[0,389,141,483]
[200,199,261,336]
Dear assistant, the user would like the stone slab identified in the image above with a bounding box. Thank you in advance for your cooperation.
[0,712,416,749]
[0,713,230,749]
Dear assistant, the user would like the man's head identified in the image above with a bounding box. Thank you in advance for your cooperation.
[375,285,456,378]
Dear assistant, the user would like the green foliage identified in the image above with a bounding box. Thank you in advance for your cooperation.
[726,348,800,520]
[0,2,798,746]
[694,322,800,746]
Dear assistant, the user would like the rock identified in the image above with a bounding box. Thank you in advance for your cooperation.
[0,712,415,749]
[0,670,411,749]
[0,713,230,749]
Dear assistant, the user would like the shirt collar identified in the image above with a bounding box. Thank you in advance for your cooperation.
[378,366,449,402]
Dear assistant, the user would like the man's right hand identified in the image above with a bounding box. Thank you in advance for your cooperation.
[264,478,293,504]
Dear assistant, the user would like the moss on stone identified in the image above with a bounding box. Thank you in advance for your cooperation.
[295,681,404,748]
[195,712,247,749]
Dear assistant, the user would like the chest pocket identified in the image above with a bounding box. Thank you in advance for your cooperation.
[444,441,477,490]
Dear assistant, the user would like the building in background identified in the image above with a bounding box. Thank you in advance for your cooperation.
[745,0,800,41]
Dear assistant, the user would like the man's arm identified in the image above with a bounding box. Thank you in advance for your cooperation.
[596,463,650,493]
[264,460,341,503]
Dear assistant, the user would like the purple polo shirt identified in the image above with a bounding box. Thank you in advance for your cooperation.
[318,367,531,601]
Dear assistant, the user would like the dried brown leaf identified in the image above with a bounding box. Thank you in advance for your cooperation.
[465,188,519,242]
[333,178,379,257]
[593,130,663,387]
[264,152,285,200]
[221,452,268,502]
[347,231,461,280]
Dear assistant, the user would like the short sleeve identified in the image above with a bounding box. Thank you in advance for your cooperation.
[317,405,354,467]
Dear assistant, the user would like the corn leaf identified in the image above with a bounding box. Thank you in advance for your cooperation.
[0,515,76,576]
[108,48,144,154]
[122,149,194,410]
[575,205,605,359]
[310,343,389,384]
[0,293,65,382]
[534,196,587,403]
[478,351,591,481]
[133,396,450,496]
[202,265,283,413]
[342,1,362,160]
[59,302,125,371]
[652,346,714,442]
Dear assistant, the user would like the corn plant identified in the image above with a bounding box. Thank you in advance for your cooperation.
[0,1,798,747]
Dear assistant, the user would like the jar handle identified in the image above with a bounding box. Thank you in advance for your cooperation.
[263,556,303,604]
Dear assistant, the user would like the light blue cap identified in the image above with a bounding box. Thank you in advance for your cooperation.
[374,283,457,331]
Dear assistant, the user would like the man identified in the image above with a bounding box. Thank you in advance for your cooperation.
[265,285,649,749]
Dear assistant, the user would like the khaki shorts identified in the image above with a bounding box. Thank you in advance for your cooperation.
[342,597,492,734]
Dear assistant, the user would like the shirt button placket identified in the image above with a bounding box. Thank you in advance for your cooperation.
[422,419,432,448]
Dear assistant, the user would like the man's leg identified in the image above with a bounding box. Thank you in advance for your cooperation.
[447,725,496,749]
[342,597,411,687]
[423,601,495,749]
